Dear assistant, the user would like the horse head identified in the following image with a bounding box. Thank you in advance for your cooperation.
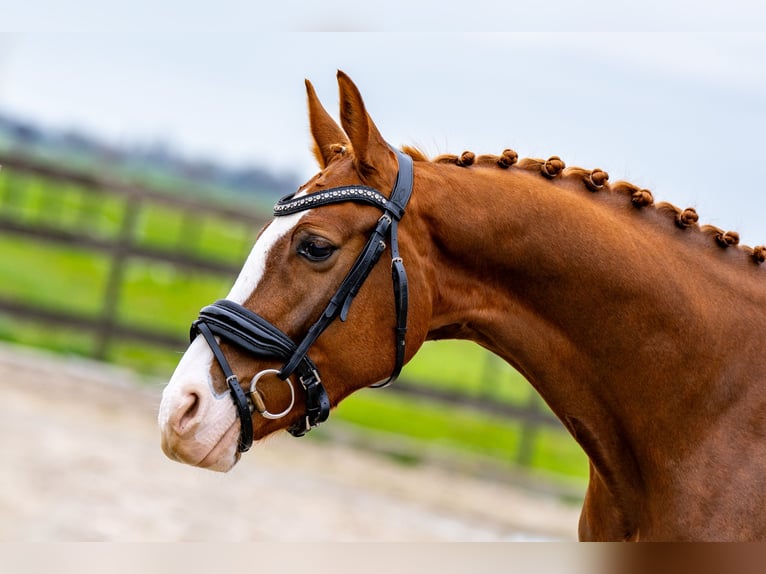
[159,72,431,471]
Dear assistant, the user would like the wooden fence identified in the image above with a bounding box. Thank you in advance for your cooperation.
[0,152,260,356]
[0,152,565,468]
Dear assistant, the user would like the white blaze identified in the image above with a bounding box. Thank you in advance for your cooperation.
[159,205,311,439]
[226,209,309,304]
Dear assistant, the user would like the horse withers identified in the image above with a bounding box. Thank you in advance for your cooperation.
[159,72,766,541]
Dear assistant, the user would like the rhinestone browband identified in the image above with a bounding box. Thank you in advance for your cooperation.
[274,186,390,216]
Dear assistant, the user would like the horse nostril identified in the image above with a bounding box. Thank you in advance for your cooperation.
[177,391,201,434]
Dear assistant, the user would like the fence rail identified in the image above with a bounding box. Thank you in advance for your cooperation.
[0,296,185,348]
[0,152,263,223]
[0,214,244,274]
[0,152,566,468]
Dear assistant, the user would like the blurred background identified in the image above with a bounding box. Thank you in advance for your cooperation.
[0,29,764,541]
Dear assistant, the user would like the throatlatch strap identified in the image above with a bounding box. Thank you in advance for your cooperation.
[370,149,413,388]
[388,219,409,382]
[388,149,414,378]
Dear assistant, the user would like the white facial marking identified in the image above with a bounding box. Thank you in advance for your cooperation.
[158,336,216,428]
[227,209,309,304]
[163,201,311,406]
[159,192,313,467]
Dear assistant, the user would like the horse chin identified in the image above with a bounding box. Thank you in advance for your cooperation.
[161,417,242,473]
[196,422,242,472]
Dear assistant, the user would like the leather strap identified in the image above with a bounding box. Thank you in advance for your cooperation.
[194,321,255,452]
[370,148,413,387]
[194,299,297,360]
[275,186,391,216]
[287,370,331,437]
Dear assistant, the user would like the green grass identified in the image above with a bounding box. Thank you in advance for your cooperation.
[0,165,589,481]
[330,390,588,480]
[134,206,256,264]
[0,314,95,357]
[0,172,125,239]
[107,339,188,376]
[117,260,231,334]
[402,339,533,404]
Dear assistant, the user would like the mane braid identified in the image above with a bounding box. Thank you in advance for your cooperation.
[405,146,766,266]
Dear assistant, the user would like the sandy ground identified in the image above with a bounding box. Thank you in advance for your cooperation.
[0,342,581,541]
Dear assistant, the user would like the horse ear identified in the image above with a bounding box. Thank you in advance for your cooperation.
[336,71,396,184]
[306,79,348,168]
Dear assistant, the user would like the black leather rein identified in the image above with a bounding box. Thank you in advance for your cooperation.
[190,148,414,452]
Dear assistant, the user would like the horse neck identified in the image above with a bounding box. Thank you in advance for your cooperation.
[410,160,766,501]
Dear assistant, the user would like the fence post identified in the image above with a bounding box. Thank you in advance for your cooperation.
[177,211,201,254]
[479,351,506,398]
[515,391,543,467]
[93,192,140,360]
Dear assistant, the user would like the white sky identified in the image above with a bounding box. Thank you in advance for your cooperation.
[1,27,765,241]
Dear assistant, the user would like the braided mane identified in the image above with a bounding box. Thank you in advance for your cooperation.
[401,146,766,265]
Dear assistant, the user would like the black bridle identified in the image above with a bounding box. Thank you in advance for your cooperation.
[190,148,414,452]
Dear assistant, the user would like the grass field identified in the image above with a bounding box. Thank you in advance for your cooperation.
[0,164,589,483]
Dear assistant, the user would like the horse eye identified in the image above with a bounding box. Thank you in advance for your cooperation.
[297,238,336,262]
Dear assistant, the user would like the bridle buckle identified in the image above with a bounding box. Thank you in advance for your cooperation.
[299,368,322,388]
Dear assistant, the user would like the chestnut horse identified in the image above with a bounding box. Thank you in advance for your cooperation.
[159,72,766,541]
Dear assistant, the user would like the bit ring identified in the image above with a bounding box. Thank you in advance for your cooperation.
[248,369,295,420]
